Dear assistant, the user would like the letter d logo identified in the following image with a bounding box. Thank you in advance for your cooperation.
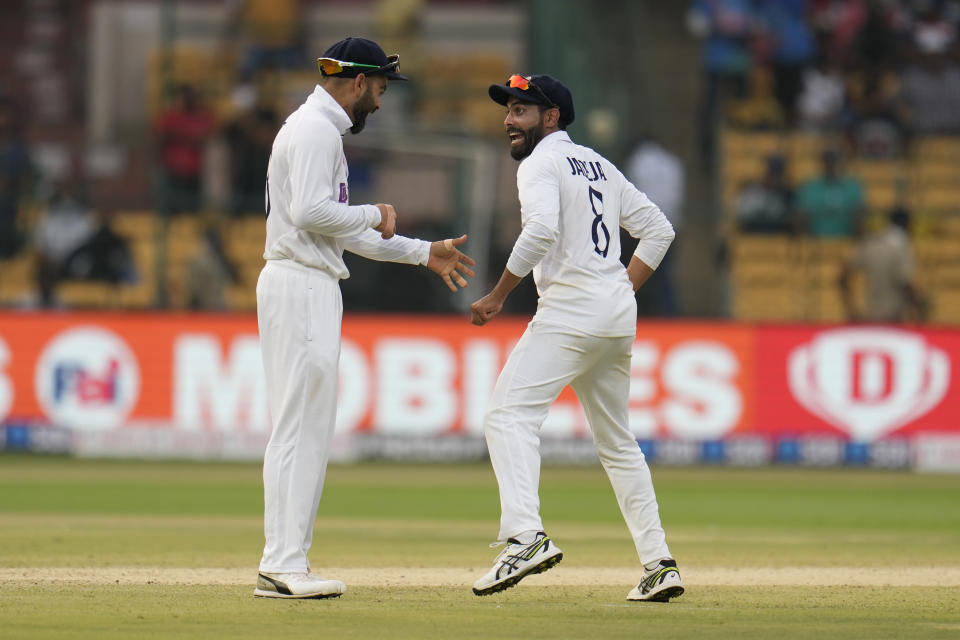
[788,328,949,441]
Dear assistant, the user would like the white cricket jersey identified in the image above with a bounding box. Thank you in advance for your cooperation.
[506,130,675,337]
[263,85,429,279]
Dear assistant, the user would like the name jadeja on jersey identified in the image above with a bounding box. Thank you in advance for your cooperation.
[565,156,607,182]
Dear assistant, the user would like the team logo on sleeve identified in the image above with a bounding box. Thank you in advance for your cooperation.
[339,182,348,203]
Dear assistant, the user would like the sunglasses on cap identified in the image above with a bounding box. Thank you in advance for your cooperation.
[317,54,400,76]
[507,74,556,108]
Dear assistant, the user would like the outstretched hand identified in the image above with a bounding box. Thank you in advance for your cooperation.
[428,234,476,292]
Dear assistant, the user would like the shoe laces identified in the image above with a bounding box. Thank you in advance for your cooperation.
[487,540,514,564]
[489,538,532,564]
[491,531,545,549]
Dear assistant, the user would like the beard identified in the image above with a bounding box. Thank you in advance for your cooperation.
[349,86,378,135]
[508,117,546,161]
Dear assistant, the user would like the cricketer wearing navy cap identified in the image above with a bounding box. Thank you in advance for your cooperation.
[488,74,575,160]
[316,36,408,135]
[317,36,408,80]
[471,71,682,601]
[253,35,474,600]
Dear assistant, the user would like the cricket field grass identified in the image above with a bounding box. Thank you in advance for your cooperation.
[0,456,959,639]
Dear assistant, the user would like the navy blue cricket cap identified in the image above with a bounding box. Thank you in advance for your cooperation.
[317,37,408,81]
[489,74,575,126]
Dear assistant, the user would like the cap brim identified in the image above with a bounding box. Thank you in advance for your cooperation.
[488,84,549,107]
[381,70,408,81]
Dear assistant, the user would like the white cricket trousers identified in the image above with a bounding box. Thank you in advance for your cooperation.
[256,260,342,573]
[484,321,672,565]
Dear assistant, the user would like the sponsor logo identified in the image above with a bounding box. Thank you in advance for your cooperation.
[338,182,348,203]
[34,327,140,430]
[788,328,949,440]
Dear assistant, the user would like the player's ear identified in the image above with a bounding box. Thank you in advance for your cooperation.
[545,106,560,128]
[354,73,366,96]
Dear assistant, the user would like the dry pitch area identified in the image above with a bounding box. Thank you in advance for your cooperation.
[1,458,959,639]
[3,565,960,587]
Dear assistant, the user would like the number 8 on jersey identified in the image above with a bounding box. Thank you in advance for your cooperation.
[589,185,610,258]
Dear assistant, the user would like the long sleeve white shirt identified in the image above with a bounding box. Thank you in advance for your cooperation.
[506,130,675,337]
[263,85,429,279]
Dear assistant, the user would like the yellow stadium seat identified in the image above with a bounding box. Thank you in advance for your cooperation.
[146,46,237,120]
[166,215,200,238]
[721,130,784,157]
[226,285,257,312]
[918,185,960,212]
[849,160,907,185]
[56,282,115,308]
[732,287,798,321]
[733,262,792,287]
[911,158,958,186]
[802,287,847,322]
[800,238,854,261]
[930,289,960,323]
[787,132,828,156]
[730,234,794,261]
[112,211,157,240]
[118,283,155,309]
[914,136,960,160]
[0,254,34,305]
[788,157,820,184]
[865,184,900,211]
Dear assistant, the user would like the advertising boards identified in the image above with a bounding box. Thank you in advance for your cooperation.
[1,313,957,468]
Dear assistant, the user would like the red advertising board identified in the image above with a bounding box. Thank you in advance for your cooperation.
[752,325,960,440]
[0,313,957,442]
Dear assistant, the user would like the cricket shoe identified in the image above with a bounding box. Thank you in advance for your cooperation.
[254,571,346,599]
[627,558,684,602]
[472,532,563,596]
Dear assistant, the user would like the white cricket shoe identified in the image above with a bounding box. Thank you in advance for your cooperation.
[254,571,346,599]
[472,532,563,596]
[627,559,684,602]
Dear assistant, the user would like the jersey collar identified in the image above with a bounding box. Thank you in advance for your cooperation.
[308,85,355,135]
[531,130,572,155]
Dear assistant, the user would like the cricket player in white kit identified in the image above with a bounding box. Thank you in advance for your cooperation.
[470,74,684,602]
[254,37,475,599]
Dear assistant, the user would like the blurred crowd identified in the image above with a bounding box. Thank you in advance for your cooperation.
[690,0,960,159]
[0,0,471,312]
[0,0,954,322]
[689,0,957,322]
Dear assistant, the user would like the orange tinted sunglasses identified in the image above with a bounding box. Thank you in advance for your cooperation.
[318,54,400,76]
[507,74,555,108]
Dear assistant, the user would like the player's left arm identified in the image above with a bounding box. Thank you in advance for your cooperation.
[619,177,676,285]
[342,229,475,292]
[626,257,656,293]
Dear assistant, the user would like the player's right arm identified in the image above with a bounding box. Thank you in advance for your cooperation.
[471,155,558,326]
[284,120,384,238]
[470,267,521,326]
[504,154,561,279]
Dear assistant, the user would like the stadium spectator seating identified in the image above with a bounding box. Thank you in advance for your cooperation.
[723,128,960,324]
